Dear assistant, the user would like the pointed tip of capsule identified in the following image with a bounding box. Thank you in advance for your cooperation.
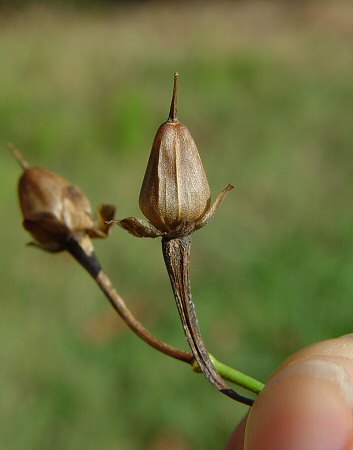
[168,72,179,123]
[7,143,30,170]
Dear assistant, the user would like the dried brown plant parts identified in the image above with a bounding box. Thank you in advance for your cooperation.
[162,236,253,406]
[119,184,234,239]
[9,143,116,252]
[65,233,193,363]
[118,74,253,406]
[10,144,193,364]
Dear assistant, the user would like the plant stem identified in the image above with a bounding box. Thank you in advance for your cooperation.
[193,355,264,394]
[66,233,264,402]
[66,233,193,364]
[162,236,254,406]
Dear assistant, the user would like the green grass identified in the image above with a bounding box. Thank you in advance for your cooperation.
[1,2,353,449]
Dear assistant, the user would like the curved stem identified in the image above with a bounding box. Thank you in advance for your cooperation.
[162,236,254,406]
[66,234,193,364]
[65,233,263,401]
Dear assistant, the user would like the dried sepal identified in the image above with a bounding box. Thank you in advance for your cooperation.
[118,217,164,238]
[23,213,70,252]
[193,184,234,232]
[88,204,116,238]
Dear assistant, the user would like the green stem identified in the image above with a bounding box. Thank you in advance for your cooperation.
[193,354,265,395]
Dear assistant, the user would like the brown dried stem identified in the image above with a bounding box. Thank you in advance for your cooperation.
[66,234,193,364]
[162,236,254,406]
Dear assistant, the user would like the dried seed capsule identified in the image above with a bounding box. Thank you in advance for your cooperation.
[139,73,211,235]
[11,145,115,252]
[120,74,233,239]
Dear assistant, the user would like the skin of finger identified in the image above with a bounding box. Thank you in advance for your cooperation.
[244,374,352,449]
[226,336,353,450]
[225,414,247,450]
[226,399,353,450]
[245,335,353,449]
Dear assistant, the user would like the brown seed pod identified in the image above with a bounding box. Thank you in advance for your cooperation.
[139,73,211,235]
[120,74,233,239]
[11,145,115,252]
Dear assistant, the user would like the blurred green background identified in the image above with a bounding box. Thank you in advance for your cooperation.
[1,1,353,449]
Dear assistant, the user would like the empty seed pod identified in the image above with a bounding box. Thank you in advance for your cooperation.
[11,145,115,252]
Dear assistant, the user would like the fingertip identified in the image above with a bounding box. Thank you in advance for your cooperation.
[244,359,353,450]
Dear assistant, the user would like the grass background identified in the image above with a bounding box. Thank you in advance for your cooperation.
[1,1,353,449]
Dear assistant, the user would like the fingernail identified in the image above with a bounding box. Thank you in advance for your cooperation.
[275,358,353,408]
[340,333,353,340]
